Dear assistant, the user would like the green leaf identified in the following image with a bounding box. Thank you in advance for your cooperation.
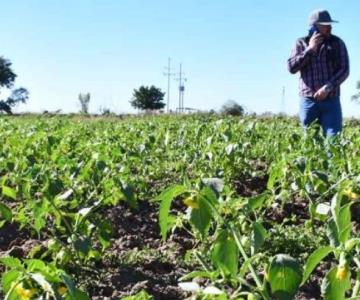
[158,185,188,240]
[328,198,352,246]
[251,221,267,255]
[0,203,12,221]
[268,254,303,300]
[247,192,269,211]
[2,186,16,200]
[199,185,218,206]
[337,203,352,244]
[344,238,360,252]
[4,283,19,300]
[0,257,22,269]
[98,220,112,249]
[190,195,213,238]
[211,229,239,278]
[321,266,351,300]
[302,246,334,285]
[156,184,188,202]
[119,182,137,209]
[25,259,47,272]
[2,270,21,293]
[327,219,340,248]
[267,162,283,191]
[330,193,341,223]
[60,272,77,299]
[33,200,47,233]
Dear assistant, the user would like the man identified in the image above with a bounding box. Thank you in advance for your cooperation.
[288,9,349,137]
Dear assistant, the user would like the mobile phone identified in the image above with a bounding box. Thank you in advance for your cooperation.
[309,25,319,36]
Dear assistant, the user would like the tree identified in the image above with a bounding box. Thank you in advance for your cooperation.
[78,93,90,114]
[0,88,29,114]
[0,57,28,114]
[351,80,360,104]
[221,100,245,116]
[130,85,165,111]
[0,57,16,88]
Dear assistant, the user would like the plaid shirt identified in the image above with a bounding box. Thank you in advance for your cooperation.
[287,34,349,98]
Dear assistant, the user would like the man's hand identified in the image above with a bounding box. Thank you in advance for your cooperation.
[314,85,330,101]
[308,33,323,52]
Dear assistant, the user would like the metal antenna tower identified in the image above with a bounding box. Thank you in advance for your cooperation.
[163,57,175,113]
[175,63,187,113]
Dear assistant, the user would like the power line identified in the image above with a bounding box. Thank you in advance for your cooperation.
[163,57,175,113]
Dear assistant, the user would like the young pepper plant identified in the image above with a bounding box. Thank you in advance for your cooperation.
[156,181,275,299]
[301,190,360,300]
[0,256,90,300]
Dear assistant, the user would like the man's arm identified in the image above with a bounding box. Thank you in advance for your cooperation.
[324,39,350,91]
[287,39,313,74]
[287,34,323,74]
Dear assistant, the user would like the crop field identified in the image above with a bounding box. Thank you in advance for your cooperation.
[0,115,359,300]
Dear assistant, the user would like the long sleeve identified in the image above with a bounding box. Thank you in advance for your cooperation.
[325,39,350,91]
[287,39,313,74]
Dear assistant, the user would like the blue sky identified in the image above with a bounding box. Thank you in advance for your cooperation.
[2,0,360,116]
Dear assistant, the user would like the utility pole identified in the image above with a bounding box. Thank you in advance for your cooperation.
[281,86,286,114]
[175,63,187,113]
[163,57,175,113]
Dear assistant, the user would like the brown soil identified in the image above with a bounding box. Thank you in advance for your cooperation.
[233,175,268,197]
[77,200,193,299]
[0,222,31,251]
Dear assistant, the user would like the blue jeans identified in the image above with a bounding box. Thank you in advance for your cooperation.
[299,96,342,137]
